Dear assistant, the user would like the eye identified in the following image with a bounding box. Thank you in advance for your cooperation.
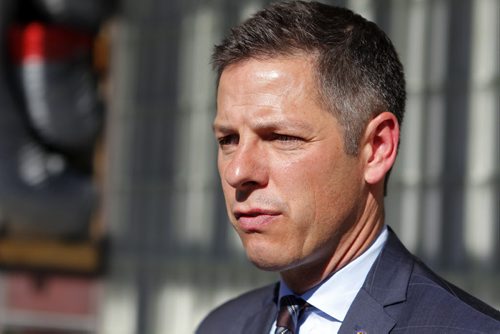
[269,133,303,142]
[217,134,239,147]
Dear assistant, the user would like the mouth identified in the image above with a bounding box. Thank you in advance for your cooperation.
[233,209,281,232]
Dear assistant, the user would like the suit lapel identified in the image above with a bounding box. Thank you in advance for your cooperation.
[242,283,279,334]
[339,289,396,334]
[339,228,414,334]
[242,299,277,334]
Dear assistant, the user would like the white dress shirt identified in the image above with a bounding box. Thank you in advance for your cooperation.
[269,225,388,333]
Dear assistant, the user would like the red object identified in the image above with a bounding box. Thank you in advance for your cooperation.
[9,22,93,63]
[6,273,97,315]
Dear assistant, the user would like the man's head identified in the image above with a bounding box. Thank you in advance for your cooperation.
[213,0,405,156]
[212,1,405,292]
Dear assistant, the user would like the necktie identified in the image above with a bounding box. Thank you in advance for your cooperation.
[275,295,307,334]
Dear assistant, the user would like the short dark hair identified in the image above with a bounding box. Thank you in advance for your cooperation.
[212,0,406,156]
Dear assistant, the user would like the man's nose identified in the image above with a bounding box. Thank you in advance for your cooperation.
[223,143,268,190]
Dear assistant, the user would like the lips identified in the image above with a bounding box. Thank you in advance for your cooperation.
[233,209,281,232]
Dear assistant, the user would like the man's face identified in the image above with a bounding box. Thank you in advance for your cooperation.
[214,55,366,273]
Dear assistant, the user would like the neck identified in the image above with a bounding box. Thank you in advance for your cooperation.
[280,192,384,294]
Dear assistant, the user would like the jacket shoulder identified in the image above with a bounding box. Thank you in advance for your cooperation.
[413,258,500,316]
[196,283,277,334]
[397,259,500,332]
[368,229,500,332]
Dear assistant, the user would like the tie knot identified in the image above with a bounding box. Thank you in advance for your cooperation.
[275,295,307,334]
[279,295,307,309]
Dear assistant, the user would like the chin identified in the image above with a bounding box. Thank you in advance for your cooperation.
[248,257,285,272]
[250,262,288,273]
[240,234,300,271]
[245,247,299,273]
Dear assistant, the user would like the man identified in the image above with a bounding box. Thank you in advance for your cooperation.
[197,1,500,333]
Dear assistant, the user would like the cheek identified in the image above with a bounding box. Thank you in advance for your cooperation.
[218,159,231,191]
[282,151,360,224]
[217,154,226,181]
[274,157,322,222]
[220,181,235,214]
[218,166,235,213]
[313,162,363,235]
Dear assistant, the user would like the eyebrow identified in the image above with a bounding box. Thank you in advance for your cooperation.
[213,118,314,134]
[212,123,233,134]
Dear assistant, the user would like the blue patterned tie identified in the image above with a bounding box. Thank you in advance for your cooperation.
[275,295,307,334]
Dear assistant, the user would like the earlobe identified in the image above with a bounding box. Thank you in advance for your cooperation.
[362,112,399,185]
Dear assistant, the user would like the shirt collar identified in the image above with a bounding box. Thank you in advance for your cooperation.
[278,225,388,322]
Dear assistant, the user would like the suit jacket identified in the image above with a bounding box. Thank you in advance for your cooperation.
[197,228,500,333]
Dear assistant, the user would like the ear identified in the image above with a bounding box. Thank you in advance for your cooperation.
[361,112,399,185]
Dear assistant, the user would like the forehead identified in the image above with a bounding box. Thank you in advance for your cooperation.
[220,54,316,87]
[214,55,334,131]
[216,56,320,108]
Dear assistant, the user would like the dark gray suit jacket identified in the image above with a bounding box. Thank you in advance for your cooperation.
[197,228,500,333]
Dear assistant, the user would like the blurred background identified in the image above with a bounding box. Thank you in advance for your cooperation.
[0,0,498,333]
